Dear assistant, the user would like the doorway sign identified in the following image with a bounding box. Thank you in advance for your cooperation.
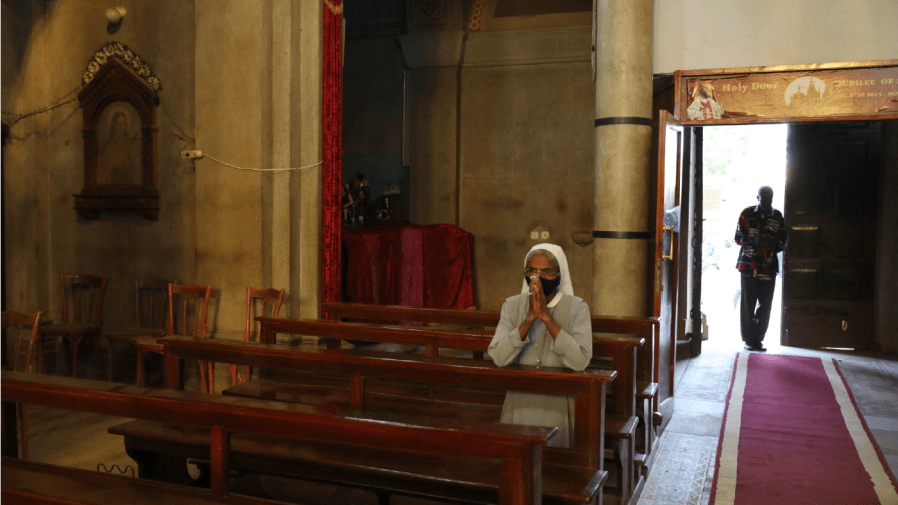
[674,60,898,125]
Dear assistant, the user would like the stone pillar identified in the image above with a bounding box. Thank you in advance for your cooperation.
[195,0,322,339]
[592,0,655,317]
[261,0,322,321]
[295,0,323,321]
[195,0,266,338]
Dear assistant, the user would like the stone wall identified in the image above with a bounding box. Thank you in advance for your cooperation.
[654,0,898,73]
[2,0,197,335]
[343,38,408,217]
[1,0,322,368]
[458,62,595,310]
[401,27,596,311]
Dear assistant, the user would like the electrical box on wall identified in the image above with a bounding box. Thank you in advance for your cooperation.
[530,225,548,241]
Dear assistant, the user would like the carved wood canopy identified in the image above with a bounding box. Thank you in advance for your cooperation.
[76,55,159,220]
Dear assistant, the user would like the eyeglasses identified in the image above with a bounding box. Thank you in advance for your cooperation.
[524,267,559,279]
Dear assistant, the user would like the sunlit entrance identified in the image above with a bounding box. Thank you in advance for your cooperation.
[700,124,787,351]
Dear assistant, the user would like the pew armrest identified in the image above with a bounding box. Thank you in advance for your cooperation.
[636,382,658,400]
[605,415,639,440]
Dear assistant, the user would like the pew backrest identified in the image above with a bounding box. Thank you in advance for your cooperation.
[1,370,554,505]
[256,316,641,419]
[321,302,659,385]
[160,335,615,469]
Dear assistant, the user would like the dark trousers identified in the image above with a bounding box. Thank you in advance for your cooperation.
[740,274,776,346]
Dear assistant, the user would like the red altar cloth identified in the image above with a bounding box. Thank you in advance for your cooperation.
[342,224,475,309]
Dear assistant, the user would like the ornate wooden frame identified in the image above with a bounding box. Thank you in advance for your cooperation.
[75,57,159,220]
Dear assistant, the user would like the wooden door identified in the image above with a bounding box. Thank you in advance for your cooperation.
[782,122,880,350]
[653,110,683,431]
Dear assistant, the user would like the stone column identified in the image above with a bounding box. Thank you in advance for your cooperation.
[195,0,265,338]
[262,0,322,322]
[295,0,323,321]
[195,0,322,340]
[592,0,655,317]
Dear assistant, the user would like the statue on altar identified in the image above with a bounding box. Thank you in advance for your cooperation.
[342,183,355,225]
[352,172,373,225]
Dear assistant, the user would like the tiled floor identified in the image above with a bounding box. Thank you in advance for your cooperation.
[10,336,898,505]
[636,335,898,505]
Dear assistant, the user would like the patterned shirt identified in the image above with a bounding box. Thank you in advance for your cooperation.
[734,205,787,280]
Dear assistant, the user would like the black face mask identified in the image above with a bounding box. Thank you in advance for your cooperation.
[525,274,562,296]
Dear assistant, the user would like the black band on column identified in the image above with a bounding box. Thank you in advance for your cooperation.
[592,230,652,240]
[594,116,654,128]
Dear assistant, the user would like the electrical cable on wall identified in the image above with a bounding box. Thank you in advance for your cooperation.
[4,83,322,172]
[163,102,322,172]
[161,102,195,145]
[199,154,324,172]
[1,84,84,127]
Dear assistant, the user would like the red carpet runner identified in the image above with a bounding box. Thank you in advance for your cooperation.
[710,353,898,505]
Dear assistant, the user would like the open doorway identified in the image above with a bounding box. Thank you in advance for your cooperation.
[700,124,788,351]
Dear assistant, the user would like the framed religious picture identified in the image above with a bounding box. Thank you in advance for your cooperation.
[75,43,160,220]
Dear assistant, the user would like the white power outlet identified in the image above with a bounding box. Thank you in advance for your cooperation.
[181,150,203,159]
[540,231,550,239]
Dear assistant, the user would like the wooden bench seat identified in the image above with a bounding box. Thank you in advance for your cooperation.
[161,337,612,466]
[3,371,555,505]
[154,336,615,504]
[2,458,287,505]
[251,316,643,504]
[322,302,662,482]
[111,419,603,505]
[223,375,637,504]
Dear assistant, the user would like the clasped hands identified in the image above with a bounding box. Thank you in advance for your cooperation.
[518,276,561,341]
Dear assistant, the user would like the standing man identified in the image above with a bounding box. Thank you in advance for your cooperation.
[735,186,787,351]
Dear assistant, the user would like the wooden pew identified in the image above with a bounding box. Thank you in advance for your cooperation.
[322,303,658,380]
[2,371,554,505]
[250,316,642,504]
[156,336,615,505]
[586,316,660,474]
[322,302,661,474]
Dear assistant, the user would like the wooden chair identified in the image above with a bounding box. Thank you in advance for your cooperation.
[37,275,107,377]
[2,310,43,461]
[133,283,211,391]
[3,311,43,374]
[106,279,172,382]
[229,287,284,387]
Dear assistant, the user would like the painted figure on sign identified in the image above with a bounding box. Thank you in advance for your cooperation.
[734,186,787,351]
[687,80,725,120]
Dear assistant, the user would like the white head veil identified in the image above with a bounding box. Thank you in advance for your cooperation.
[520,243,574,307]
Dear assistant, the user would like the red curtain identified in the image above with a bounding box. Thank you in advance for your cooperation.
[321,0,343,319]
[342,224,475,310]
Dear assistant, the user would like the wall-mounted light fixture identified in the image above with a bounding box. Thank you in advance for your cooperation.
[105,6,126,24]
